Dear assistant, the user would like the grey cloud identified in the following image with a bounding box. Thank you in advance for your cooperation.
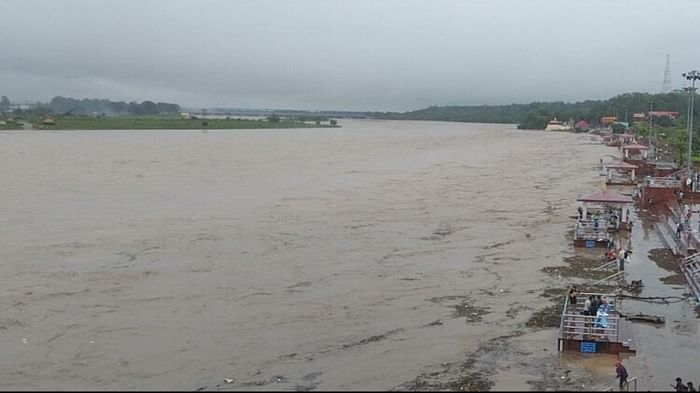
[1,0,699,111]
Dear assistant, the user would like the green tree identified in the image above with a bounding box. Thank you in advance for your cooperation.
[654,116,673,127]
[369,91,698,130]
[139,101,158,115]
[0,96,10,111]
[665,126,688,164]
[267,114,280,123]
[127,101,141,115]
[611,123,627,134]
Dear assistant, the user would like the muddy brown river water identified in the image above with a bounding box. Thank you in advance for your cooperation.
[0,120,697,391]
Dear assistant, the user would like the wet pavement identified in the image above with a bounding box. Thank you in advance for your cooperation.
[548,184,700,391]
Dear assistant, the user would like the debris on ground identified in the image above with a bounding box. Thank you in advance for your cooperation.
[525,305,562,329]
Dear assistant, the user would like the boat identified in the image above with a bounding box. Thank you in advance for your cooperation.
[544,118,573,131]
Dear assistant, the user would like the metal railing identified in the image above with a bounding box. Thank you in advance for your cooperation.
[575,225,611,240]
[684,253,700,261]
[665,167,687,179]
[561,313,620,342]
[602,376,638,391]
[575,229,610,241]
[561,293,620,344]
[686,232,700,253]
[626,377,638,392]
[578,218,607,226]
[682,254,700,303]
[645,177,683,188]
[590,271,624,286]
[666,206,700,255]
[593,260,619,271]
[574,219,610,240]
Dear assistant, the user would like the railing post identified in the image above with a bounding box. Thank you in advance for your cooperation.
[559,292,569,349]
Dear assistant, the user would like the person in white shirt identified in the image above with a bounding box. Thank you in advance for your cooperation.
[582,297,591,316]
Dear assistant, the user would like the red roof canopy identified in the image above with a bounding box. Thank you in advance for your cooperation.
[577,190,634,204]
[649,111,679,117]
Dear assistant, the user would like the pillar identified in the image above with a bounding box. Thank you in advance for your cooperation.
[625,149,629,158]
[621,206,627,223]
[631,169,636,181]
[582,204,588,219]
[643,149,648,159]
[608,168,612,180]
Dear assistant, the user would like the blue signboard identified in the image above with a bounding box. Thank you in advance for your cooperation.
[580,341,597,353]
[585,240,595,248]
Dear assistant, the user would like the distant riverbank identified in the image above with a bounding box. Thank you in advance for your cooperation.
[2,116,338,130]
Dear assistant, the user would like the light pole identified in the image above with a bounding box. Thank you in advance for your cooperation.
[683,86,693,172]
[648,100,654,156]
[683,70,700,178]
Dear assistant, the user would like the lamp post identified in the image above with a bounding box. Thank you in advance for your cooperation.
[683,86,693,173]
[648,100,654,157]
[683,70,700,178]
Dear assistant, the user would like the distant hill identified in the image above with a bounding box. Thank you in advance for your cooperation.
[368,92,692,130]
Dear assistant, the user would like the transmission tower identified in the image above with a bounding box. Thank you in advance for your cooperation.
[662,54,672,93]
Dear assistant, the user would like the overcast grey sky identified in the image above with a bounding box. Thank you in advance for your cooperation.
[0,0,698,111]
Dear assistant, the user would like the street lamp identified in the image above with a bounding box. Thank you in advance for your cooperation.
[648,100,654,157]
[683,70,700,178]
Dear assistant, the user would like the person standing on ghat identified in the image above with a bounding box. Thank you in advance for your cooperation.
[568,285,578,307]
[615,361,628,390]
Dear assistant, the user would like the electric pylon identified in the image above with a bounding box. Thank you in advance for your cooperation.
[662,54,672,93]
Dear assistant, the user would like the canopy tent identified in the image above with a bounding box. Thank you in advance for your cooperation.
[577,190,634,223]
[605,161,639,181]
[621,143,649,159]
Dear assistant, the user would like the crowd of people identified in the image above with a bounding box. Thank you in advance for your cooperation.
[613,363,697,391]
[568,287,614,331]
[576,206,629,230]
[572,171,696,391]
[673,377,697,392]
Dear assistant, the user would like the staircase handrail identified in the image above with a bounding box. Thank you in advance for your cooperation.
[665,168,687,179]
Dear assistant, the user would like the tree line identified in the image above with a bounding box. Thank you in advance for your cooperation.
[1,96,181,116]
[46,96,181,116]
[368,92,697,130]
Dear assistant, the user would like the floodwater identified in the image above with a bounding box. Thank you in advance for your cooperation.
[0,119,696,391]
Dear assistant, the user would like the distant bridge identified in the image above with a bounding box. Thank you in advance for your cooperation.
[187,108,369,119]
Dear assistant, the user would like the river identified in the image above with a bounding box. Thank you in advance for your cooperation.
[0,119,695,390]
